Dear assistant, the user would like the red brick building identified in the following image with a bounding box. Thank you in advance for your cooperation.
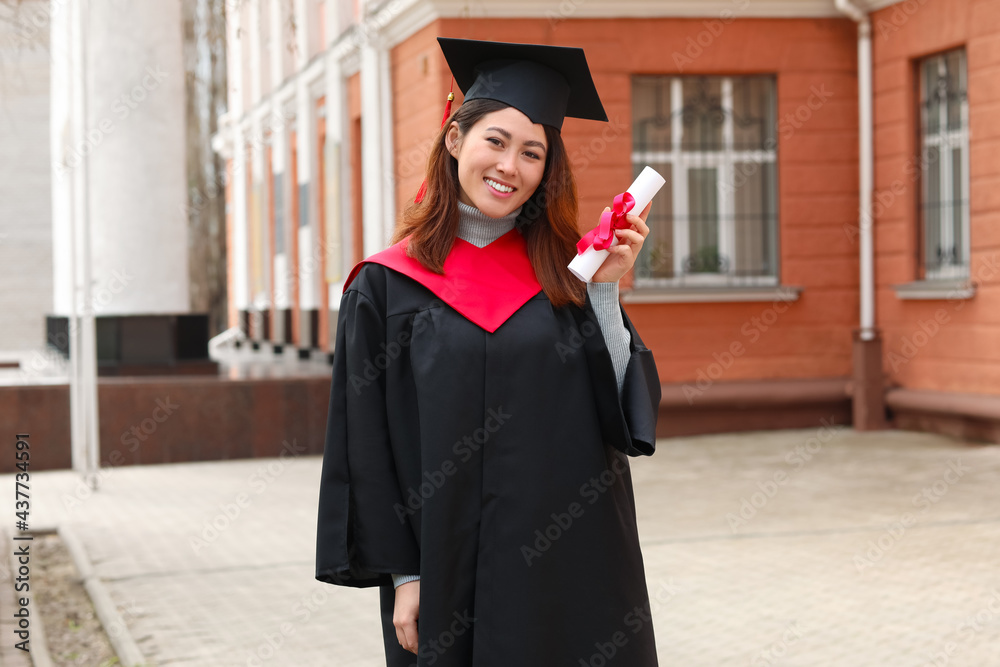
[216,0,1000,442]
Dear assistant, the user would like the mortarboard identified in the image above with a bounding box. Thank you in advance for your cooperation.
[436,37,608,131]
[413,37,608,203]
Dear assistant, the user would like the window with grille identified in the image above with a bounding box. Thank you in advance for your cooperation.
[919,49,969,280]
[631,75,779,287]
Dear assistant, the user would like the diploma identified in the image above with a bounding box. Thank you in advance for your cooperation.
[568,166,666,282]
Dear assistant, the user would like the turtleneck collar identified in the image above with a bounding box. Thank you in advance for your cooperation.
[456,201,522,248]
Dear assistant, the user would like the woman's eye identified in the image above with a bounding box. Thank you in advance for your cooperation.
[487,137,503,147]
[524,151,541,160]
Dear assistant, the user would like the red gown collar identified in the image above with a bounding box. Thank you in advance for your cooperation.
[343,229,542,333]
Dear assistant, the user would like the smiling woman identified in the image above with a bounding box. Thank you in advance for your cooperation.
[449,110,548,215]
[316,38,662,667]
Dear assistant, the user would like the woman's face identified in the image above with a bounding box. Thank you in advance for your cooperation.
[447,106,548,219]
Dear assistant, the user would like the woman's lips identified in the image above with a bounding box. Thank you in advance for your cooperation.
[484,177,515,198]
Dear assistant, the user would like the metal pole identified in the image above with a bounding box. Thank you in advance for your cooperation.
[70,0,100,490]
[66,0,83,479]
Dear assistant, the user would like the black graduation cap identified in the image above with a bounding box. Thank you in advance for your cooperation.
[437,37,608,130]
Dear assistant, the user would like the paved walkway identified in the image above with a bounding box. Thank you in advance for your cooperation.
[2,427,999,666]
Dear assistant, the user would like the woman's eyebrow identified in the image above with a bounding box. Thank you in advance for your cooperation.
[485,126,547,151]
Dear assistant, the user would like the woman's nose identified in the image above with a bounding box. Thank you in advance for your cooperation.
[496,150,516,175]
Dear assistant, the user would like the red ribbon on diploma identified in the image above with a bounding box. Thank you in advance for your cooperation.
[576,191,636,255]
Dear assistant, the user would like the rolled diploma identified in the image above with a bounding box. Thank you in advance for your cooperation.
[568,166,666,282]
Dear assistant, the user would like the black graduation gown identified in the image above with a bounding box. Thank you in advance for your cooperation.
[315,236,661,667]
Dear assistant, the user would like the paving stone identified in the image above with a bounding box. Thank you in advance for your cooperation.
[0,427,998,665]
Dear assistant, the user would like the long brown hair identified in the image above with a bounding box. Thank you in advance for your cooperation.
[394,99,586,308]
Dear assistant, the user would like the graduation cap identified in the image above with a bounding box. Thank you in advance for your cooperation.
[437,37,608,130]
[414,38,608,203]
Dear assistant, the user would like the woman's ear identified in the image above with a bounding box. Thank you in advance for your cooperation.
[445,122,461,159]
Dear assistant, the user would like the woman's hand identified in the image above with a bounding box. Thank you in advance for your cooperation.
[589,201,652,284]
[393,580,420,654]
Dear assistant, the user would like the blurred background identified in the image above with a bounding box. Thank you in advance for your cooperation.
[1,0,999,665]
[2,0,998,473]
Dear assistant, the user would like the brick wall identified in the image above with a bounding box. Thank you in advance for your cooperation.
[391,17,861,387]
[872,0,1000,395]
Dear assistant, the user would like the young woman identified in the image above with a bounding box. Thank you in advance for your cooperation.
[316,38,661,667]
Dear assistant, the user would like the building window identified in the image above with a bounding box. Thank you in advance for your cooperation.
[631,75,779,287]
[919,49,969,280]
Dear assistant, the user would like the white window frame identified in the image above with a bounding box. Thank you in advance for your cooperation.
[920,50,970,281]
[632,77,778,289]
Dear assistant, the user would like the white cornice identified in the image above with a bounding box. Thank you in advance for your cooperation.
[378,0,896,22]
[369,0,901,54]
[216,0,902,141]
[860,0,902,11]
[340,0,905,61]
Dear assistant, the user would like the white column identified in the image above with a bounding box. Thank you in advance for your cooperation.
[379,43,396,247]
[324,53,347,302]
[360,38,384,257]
[297,80,317,310]
[272,111,290,311]
[269,0,283,85]
[294,0,309,69]
[233,127,251,311]
[83,0,188,315]
[50,0,73,315]
[325,0,341,46]
[230,3,250,311]
[250,114,268,310]
[249,0,262,105]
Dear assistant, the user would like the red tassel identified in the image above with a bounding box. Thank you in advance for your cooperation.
[414,79,456,204]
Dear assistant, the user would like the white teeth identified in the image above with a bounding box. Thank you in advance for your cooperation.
[485,178,514,193]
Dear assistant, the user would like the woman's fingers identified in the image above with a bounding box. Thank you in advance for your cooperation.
[625,212,650,239]
[616,228,645,248]
[400,622,418,654]
[393,580,420,654]
[637,201,652,224]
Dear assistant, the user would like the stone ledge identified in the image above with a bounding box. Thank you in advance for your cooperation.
[623,285,803,304]
[886,388,1000,444]
[662,377,850,408]
[891,279,976,300]
[658,377,853,438]
[886,388,1000,421]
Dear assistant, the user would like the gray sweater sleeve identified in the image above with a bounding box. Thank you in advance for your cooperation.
[587,282,631,394]
[392,573,420,588]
